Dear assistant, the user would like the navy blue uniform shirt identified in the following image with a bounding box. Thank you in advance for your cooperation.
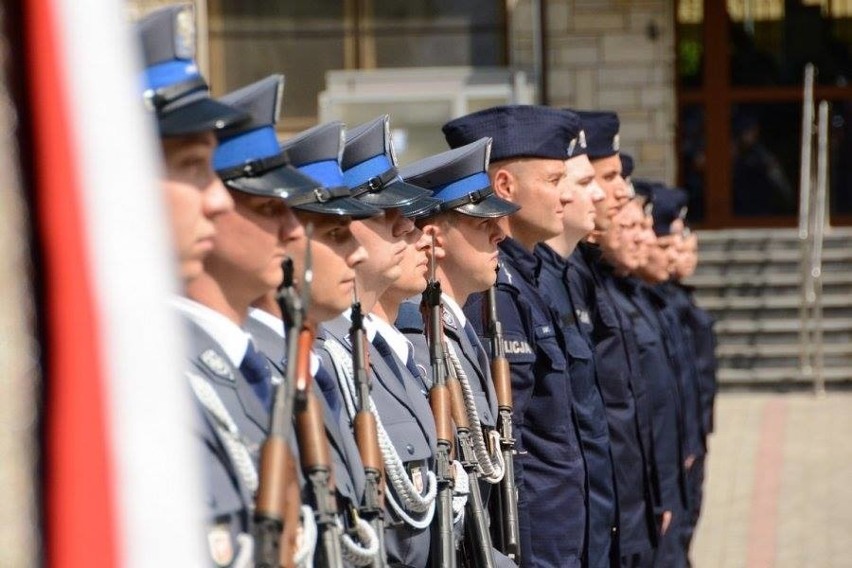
[536,242,617,568]
[568,243,657,559]
[464,237,586,568]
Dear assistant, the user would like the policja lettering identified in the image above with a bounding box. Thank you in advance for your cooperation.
[502,338,533,355]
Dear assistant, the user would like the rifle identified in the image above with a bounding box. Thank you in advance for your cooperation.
[254,258,302,568]
[485,277,521,564]
[349,284,388,567]
[286,229,344,568]
[444,345,496,568]
[422,234,457,568]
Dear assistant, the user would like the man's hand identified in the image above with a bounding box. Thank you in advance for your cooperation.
[660,510,673,536]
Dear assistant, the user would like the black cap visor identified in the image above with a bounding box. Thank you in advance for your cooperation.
[294,186,382,220]
[355,176,431,209]
[158,97,249,137]
[224,165,320,201]
[401,194,442,219]
[452,192,520,218]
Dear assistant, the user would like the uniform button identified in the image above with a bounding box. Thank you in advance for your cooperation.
[406,444,415,455]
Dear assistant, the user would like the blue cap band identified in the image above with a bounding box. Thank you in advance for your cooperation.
[297,159,344,188]
[342,153,394,189]
[214,126,281,172]
[432,172,491,204]
[143,59,202,91]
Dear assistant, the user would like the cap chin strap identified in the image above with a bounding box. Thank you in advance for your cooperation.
[350,167,400,197]
[217,152,290,181]
[144,76,208,113]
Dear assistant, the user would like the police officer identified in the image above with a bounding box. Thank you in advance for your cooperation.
[670,227,717,556]
[535,121,618,568]
[397,137,520,567]
[648,190,707,560]
[569,112,657,567]
[178,72,380,568]
[443,105,587,568]
[611,184,691,568]
[315,115,443,568]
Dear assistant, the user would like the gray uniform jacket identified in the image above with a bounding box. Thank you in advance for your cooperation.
[245,316,366,511]
[319,315,437,568]
[183,317,268,567]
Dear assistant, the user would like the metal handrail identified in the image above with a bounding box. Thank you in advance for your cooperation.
[811,101,830,395]
[798,64,815,380]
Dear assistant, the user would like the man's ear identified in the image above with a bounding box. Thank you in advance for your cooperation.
[422,223,448,261]
[491,167,516,202]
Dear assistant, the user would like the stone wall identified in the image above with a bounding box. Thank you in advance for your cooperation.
[512,0,676,183]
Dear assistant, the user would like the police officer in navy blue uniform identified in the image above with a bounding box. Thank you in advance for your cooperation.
[669,227,717,556]
[534,118,618,568]
[443,105,587,568]
[396,137,520,567]
[312,115,444,568]
[606,185,690,568]
[569,112,657,567]
[646,188,706,560]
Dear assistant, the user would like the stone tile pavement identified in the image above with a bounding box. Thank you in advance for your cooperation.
[691,392,852,568]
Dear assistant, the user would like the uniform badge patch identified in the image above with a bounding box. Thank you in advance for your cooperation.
[411,466,424,494]
[207,524,234,567]
[201,349,233,381]
[441,308,457,331]
[575,309,591,325]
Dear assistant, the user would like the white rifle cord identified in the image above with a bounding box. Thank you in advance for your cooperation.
[443,341,506,484]
[187,372,259,496]
[324,339,437,530]
[340,515,381,565]
[294,505,317,568]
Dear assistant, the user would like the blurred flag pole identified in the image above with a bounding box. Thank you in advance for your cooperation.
[22,0,207,566]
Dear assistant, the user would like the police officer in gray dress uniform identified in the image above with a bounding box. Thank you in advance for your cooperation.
[311,116,444,568]
[394,137,519,568]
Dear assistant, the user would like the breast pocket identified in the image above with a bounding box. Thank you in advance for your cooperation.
[526,326,571,434]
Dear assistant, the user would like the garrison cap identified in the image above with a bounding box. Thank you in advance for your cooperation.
[651,185,689,236]
[279,122,380,219]
[136,4,247,136]
[342,116,438,218]
[442,105,585,162]
[400,138,519,219]
[214,75,321,204]
[576,110,620,160]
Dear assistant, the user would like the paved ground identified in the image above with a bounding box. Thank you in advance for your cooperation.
[691,392,852,568]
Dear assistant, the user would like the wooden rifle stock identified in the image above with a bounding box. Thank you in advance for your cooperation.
[422,236,458,568]
[254,258,301,568]
[293,322,344,568]
[349,296,388,567]
[444,353,496,568]
[486,283,521,564]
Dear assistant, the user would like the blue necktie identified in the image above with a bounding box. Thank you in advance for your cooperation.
[239,340,272,410]
[372,332,407,387]
[313,365,341,417]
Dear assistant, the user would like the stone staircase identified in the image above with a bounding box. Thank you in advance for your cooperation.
[685,227,852,388]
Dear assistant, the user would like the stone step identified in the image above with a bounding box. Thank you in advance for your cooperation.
[696,294,852,311]
[718,366,852,385]
[716,342,852,357]
[685,271,852,289]
[698,247,852,265]
[714,317,852,334]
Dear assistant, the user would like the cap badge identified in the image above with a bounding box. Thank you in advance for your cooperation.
[612,134,620,152]
[578,130,587,149]
[567,138,577,157]
[174,7,196,60]
[200,349,234,381]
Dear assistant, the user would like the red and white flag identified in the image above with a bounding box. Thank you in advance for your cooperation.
[25,0,206,565]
